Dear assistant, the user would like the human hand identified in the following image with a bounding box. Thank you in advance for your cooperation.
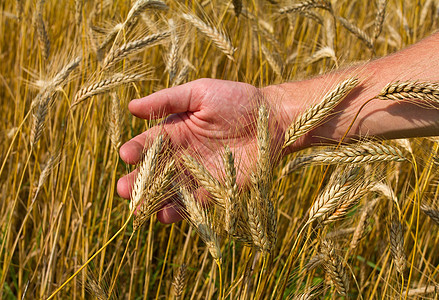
[117,79,286,224]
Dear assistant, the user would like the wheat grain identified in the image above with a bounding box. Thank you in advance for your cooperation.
[73,73,146,106]
[102,31,171,68]
[181,13,235,61]
[284,77,359,148]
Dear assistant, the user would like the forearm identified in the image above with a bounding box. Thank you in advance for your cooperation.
[265,32,439,154]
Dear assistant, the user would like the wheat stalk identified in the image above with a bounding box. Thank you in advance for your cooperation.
[102,31,171,68]
[284,77,359,148]
[181,13,235,61]
[73,73,146,106]
[377,81,439,103]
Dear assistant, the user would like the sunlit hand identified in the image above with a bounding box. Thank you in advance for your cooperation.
[117,79,285,224]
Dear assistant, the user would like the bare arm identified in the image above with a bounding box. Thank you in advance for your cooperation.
[266,32,439,154]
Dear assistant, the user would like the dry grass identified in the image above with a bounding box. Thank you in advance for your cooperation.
[2,0,439,299]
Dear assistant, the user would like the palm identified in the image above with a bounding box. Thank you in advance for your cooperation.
[117,79,277,223]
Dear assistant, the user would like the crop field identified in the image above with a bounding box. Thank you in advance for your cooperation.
[1,0,439,299]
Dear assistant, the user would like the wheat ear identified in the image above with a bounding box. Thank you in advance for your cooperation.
[130,135,164,212]
[306,166,361,225]
[181,155,224,204]
[246,195,271,253]
[172,264,187,299]
[232,0,242,17]
[109,92,122,151]
[284,77,359,148]
[181,13,235,61]
[179,186,222,261]
[166,19,180,81]
[261,43,283,78]
[278,0,333,15]
[373,0,387,41]
[102,31,171,68]
[223,146,238,235]
[322,179,374,224]
[73,73,145,106]
[377,81,439,103]
[350,199,378,250]
[389,220,407,274]
[337,16,374,51]
[320,240,350,295]
[35,0,50,61]
[310,142,407,164]
[123,0,168,34]
[420,203,439,225]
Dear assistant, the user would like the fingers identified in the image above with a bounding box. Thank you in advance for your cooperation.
[117,169,137,199]
[119,126,166,164]
[157,201,183,224]
[129,81,202,119]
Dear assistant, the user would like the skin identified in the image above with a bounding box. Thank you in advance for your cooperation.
[118,32,439,224]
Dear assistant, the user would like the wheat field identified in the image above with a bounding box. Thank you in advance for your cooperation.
[1,0,439,299]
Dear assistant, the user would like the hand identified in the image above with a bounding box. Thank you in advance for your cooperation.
[117,79,285,224]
